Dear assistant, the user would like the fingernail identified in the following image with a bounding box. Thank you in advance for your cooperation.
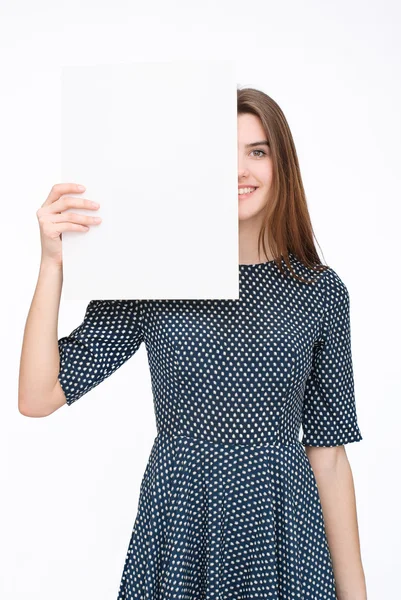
[77,185,86,191]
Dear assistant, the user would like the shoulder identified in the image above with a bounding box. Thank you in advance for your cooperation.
[321,266,350,312]
[87,299,142,308]
[85,299,143,320]
[287,253,350,310]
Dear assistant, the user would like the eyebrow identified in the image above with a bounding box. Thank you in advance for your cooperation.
[245,140,270,149]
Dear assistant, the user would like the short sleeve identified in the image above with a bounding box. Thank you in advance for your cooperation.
[58,299,144,405]
[301,269,363,447]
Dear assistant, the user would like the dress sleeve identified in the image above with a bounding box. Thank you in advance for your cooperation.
[58,299,144,406]
[301,269,363,447]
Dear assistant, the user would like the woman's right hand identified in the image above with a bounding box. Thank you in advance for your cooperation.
[37,183,102,267]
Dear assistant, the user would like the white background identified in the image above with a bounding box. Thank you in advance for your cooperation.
[1,1,400,598]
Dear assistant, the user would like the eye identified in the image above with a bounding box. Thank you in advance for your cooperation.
[250,149,267,158]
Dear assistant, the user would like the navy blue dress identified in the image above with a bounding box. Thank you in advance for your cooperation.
[58,251,363,599]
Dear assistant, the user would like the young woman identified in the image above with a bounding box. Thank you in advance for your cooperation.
[19,87,367,599]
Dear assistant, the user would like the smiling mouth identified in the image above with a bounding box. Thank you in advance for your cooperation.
[238,187,258,198]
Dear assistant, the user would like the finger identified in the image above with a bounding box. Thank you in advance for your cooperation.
[51,212,102,225]
[42,183,86,207]
[54,222,90,235]
[38,196,98,218]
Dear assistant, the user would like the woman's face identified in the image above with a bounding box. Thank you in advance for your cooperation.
[238,113,273,222]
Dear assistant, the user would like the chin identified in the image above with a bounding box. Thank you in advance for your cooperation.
[238,201,266,221]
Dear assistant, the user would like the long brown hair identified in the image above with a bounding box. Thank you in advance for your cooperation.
[238,87,328,284]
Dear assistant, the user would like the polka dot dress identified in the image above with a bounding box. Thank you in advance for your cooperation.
[58,251,363,599]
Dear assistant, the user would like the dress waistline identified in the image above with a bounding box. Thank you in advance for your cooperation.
[156,428,303,450]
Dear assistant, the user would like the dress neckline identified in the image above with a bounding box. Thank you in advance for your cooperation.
[239,260,275,267]
[239,256,279,267]
[239,252,294,268]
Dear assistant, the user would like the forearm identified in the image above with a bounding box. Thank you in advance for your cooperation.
[308,447,367,600]
[18,259,63,413]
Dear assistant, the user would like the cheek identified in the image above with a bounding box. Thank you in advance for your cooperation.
[259,165,273,188]
[238,188,270,220]
[256,188,270,209]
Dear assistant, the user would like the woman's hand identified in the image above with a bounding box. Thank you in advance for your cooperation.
[37,183,102,267]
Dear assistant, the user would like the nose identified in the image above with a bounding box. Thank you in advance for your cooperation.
[238,162,250,179]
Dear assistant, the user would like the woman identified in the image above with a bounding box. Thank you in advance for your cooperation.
[19,87,367,599]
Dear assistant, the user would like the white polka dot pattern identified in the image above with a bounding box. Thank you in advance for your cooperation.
[58,299,144,403]
[57,252,363,599]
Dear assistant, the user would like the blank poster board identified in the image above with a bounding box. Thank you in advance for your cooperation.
[60,60,239,302]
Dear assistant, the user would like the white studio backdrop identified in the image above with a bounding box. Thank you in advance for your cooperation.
[1,1,400,599]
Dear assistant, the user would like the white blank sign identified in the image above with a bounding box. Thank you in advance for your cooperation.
[60,60,239,302]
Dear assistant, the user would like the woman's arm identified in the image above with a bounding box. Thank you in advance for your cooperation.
[18,259,66,417]
[18,182,101,417]
[306,445,367,600]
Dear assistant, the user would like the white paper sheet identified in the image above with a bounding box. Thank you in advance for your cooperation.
[60,60,239,302]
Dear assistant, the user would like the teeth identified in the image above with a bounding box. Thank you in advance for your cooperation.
[238,188,256,194]
[238,187,256,194]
